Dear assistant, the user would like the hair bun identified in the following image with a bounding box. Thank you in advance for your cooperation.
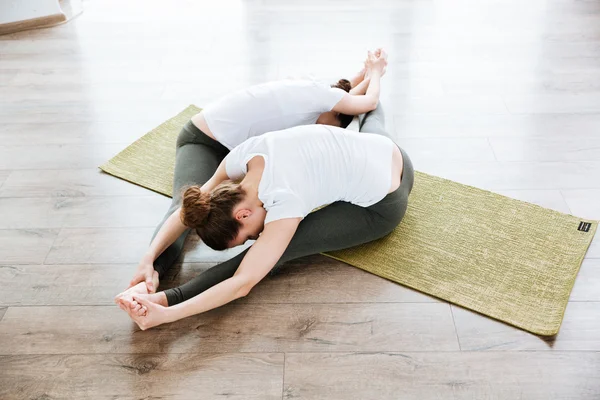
[181,186,211,227]
[333,78,352,93]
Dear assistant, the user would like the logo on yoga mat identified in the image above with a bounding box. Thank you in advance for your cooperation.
[578,221,592,232]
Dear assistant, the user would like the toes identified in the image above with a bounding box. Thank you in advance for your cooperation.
[114,292,126,303]
[117,298,127,310]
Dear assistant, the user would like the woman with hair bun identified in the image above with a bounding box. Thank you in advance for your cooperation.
[115,50,392,324]
[117,103,414,331]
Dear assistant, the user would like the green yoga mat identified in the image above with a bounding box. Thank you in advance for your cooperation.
[100,105,597,336]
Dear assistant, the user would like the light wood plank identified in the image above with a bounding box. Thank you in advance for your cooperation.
[8,67,169,86]
[283,352,600,400]
[571,259,600,301]
[561,189,600,258]
[0,144,129,170]
[0,303,459,354]
[588,236,600,259]
[391,137,496,163]
[442,72,600,95]
[0,353,283,400]
[0,258,437,306]
[562,189,600,220]
[0,264,133,306]
[44,227,155,264]
[0,38,213,58]
[0,169,152,198]
[0,196,170,229]
[0,69,18,85]
[390,94,509,115]
[0,121,160,145]
[0,229,57,264]
[6,65,273,87]
[393,113,600,139]
[419,161,600,191]
[0,170,9,189]
[0,100,189,123]
[0,52,162,69]
[489,137,600,162]
[505,93,600,114]
[452,302,600,351]
[1,82,165,103]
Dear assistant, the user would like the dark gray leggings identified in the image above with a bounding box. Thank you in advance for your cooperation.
[152,105,415,305]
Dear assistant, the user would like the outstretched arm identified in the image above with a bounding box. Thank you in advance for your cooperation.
[348,65,366,89]
[350,76,371,95]
[128,159,231,292]
[199,157,230,193]
[332,49,388,115]
[130,217,302,330]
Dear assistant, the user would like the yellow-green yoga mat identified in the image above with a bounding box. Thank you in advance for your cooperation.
[100,105,597,336]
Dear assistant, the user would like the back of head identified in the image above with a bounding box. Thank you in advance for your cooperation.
[331,79,353,128]
[332,78,352,93]
[180,183,246,250]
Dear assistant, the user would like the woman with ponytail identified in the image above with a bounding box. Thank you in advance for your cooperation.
[115,50,390,317]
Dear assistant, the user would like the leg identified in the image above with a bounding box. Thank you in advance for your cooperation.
[152,122,229,277]
[163,196,404,305]
[359,103,391,140]
[360,103,415,193]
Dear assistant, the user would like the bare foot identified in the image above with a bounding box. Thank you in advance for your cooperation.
[115,283,168,312]
[114,281,148,305]
[123,292,169,318]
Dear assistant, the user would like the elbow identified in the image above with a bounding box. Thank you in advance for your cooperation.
[369,97,379,111]
[237,282,254,298]
[362,95,378,113]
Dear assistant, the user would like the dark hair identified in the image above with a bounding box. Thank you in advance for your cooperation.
[331,78,353,128]
[332,78,352,93]
[180,182,246,250]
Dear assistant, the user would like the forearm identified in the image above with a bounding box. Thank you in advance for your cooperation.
[200,177,219,193]
[160,219,298,324]
[350,77,370,95]
[169,275,249,321]
[145,208,187,261]
[365,69,382,104]
[349,68,366,88]
[200,159,230,193]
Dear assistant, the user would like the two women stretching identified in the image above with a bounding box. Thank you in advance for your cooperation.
[115,49,414,330]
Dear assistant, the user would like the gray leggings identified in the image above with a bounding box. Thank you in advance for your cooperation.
[152,105,415,306]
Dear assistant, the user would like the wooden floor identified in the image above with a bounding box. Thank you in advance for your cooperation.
[1,0,600,399]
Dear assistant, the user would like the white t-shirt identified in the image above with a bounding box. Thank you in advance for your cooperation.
[203,79,347,150]
[225,125,395,225]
